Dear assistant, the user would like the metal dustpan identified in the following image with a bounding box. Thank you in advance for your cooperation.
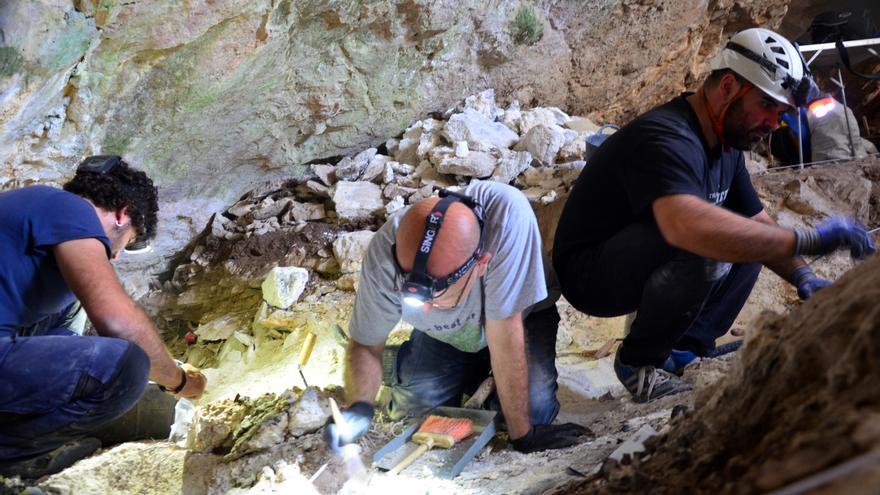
[373,406,497,479]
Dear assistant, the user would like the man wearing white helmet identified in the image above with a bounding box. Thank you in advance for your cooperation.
[553,27,874,403]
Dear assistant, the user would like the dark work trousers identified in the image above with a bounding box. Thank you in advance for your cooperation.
[0,327,149,461]
[389,306,561,425]
[556,222,761,367]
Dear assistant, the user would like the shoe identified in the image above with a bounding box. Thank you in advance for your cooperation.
[661,349,698,376]
[0,437,100,479]
[614,349,692,403]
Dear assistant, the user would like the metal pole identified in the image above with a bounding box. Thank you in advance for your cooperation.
[797,109,804,170]
[837,66,856,159]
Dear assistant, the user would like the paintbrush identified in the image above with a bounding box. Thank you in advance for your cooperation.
[388,415,474,475]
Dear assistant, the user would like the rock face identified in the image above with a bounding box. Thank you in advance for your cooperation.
[0,0,791,207]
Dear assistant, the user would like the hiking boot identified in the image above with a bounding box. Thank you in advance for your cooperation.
[0,437,100,479]
[614,349,692,403]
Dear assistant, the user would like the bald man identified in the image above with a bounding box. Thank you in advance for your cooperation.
[327,181,588,455]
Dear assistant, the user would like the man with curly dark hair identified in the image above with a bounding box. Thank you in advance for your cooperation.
[0,156,207,479]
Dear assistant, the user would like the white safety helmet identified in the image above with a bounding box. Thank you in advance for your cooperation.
[710,27,818,107]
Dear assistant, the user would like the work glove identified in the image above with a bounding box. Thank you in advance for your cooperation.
[510,423,592,453]
[323,401,374,454]
[794,217,875,259]
[789,265,832,300]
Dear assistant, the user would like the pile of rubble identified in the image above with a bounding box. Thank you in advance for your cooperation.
[154,89,605,378]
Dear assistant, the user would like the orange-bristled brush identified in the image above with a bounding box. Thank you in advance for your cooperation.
[388,415,474,475]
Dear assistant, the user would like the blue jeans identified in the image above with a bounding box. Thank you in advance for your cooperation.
[0,328,149,460]
[389,306,561,425]
[556,222,761,367]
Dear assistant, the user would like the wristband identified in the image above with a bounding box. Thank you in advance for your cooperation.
[788,265,816,286]
[793,229,821,256]
[158,366,187,394]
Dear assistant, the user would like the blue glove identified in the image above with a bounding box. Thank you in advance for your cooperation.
[789,265,832,300]
[794,217,875,259]
[323,401,374,454]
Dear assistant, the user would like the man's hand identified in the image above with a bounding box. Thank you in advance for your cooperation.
[323,401,374,454]
[789,265,832,300]
[511,423,592,453]
[795,217,875,259]
[178,364,207,400]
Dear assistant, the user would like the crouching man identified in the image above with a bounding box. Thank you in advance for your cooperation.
[0,156,206,478]
[326,181,588,454]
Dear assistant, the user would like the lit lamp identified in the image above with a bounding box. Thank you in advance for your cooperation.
[808,95,836,118]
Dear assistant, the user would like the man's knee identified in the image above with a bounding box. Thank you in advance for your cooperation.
[79,340,150,418]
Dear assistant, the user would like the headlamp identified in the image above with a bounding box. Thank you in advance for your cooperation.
[392,189,485,307]
[77,155,123,175]
[808,95,836,118]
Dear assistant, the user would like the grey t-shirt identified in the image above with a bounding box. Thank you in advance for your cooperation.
[349,181,552,353]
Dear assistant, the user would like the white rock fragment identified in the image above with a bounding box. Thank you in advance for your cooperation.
[454,141,470,158]
[558,133,587,162]
[336,148,377,181]
[332,181,384,220]
[491,150,532,184]
[311,164,336,186]
[195,315,241,341]
[557,160,586,186]
[436,151,496,178]
[261,266,309,309]
[565,116,601,134]
[518,108,569,134]
[361,154,391,183]
[385,195,405,217]
[227,201,255,218]
[515,124,567,166]
[332,230,375,274]
[285,201,326,222]
[288,388,331,437]
[462,89,503,121]
[443,109,518,151]
[501,100,523,133]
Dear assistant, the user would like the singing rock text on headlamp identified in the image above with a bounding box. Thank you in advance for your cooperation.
[392,189,485,308]
[725,41,820,108]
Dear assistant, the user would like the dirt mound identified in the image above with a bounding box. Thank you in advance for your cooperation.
[560,251,880,494]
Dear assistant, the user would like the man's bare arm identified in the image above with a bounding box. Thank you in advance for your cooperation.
[54,238,204,398]
[344,340,385,405]
[486,313,531,440]
[653,194,797,262]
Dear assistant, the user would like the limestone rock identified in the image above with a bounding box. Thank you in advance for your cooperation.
[518,108,569,134]
[336,148,378,181]
[436,151,496,178]
[332,230,376,274]
[253,197,291,221]
[557,160,586,186]
[558,134,587,162]
[287,388,331,437]
[385,195,406,217]
[284,201,326,223]
[187,398,249,452]
[462,89,503,121]
[443,109,518,152]
[332,181,383,221]
[491,150,533,184]
[566,116,600,134]
[361,154,391,183]
[311,164,337,186]
[515,124,567,166]
[195,315,241,341]
[261,267,309,309]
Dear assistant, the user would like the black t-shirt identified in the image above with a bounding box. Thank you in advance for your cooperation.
[553,94,764,266]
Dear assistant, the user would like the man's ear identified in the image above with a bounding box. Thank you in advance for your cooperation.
[719,72,743,104]
[114,206,130,226]
[475,252,492,277]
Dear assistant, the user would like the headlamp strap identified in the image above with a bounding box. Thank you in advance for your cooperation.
[410,195,458,285]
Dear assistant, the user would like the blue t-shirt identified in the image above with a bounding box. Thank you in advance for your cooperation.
[0,186,111,336]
